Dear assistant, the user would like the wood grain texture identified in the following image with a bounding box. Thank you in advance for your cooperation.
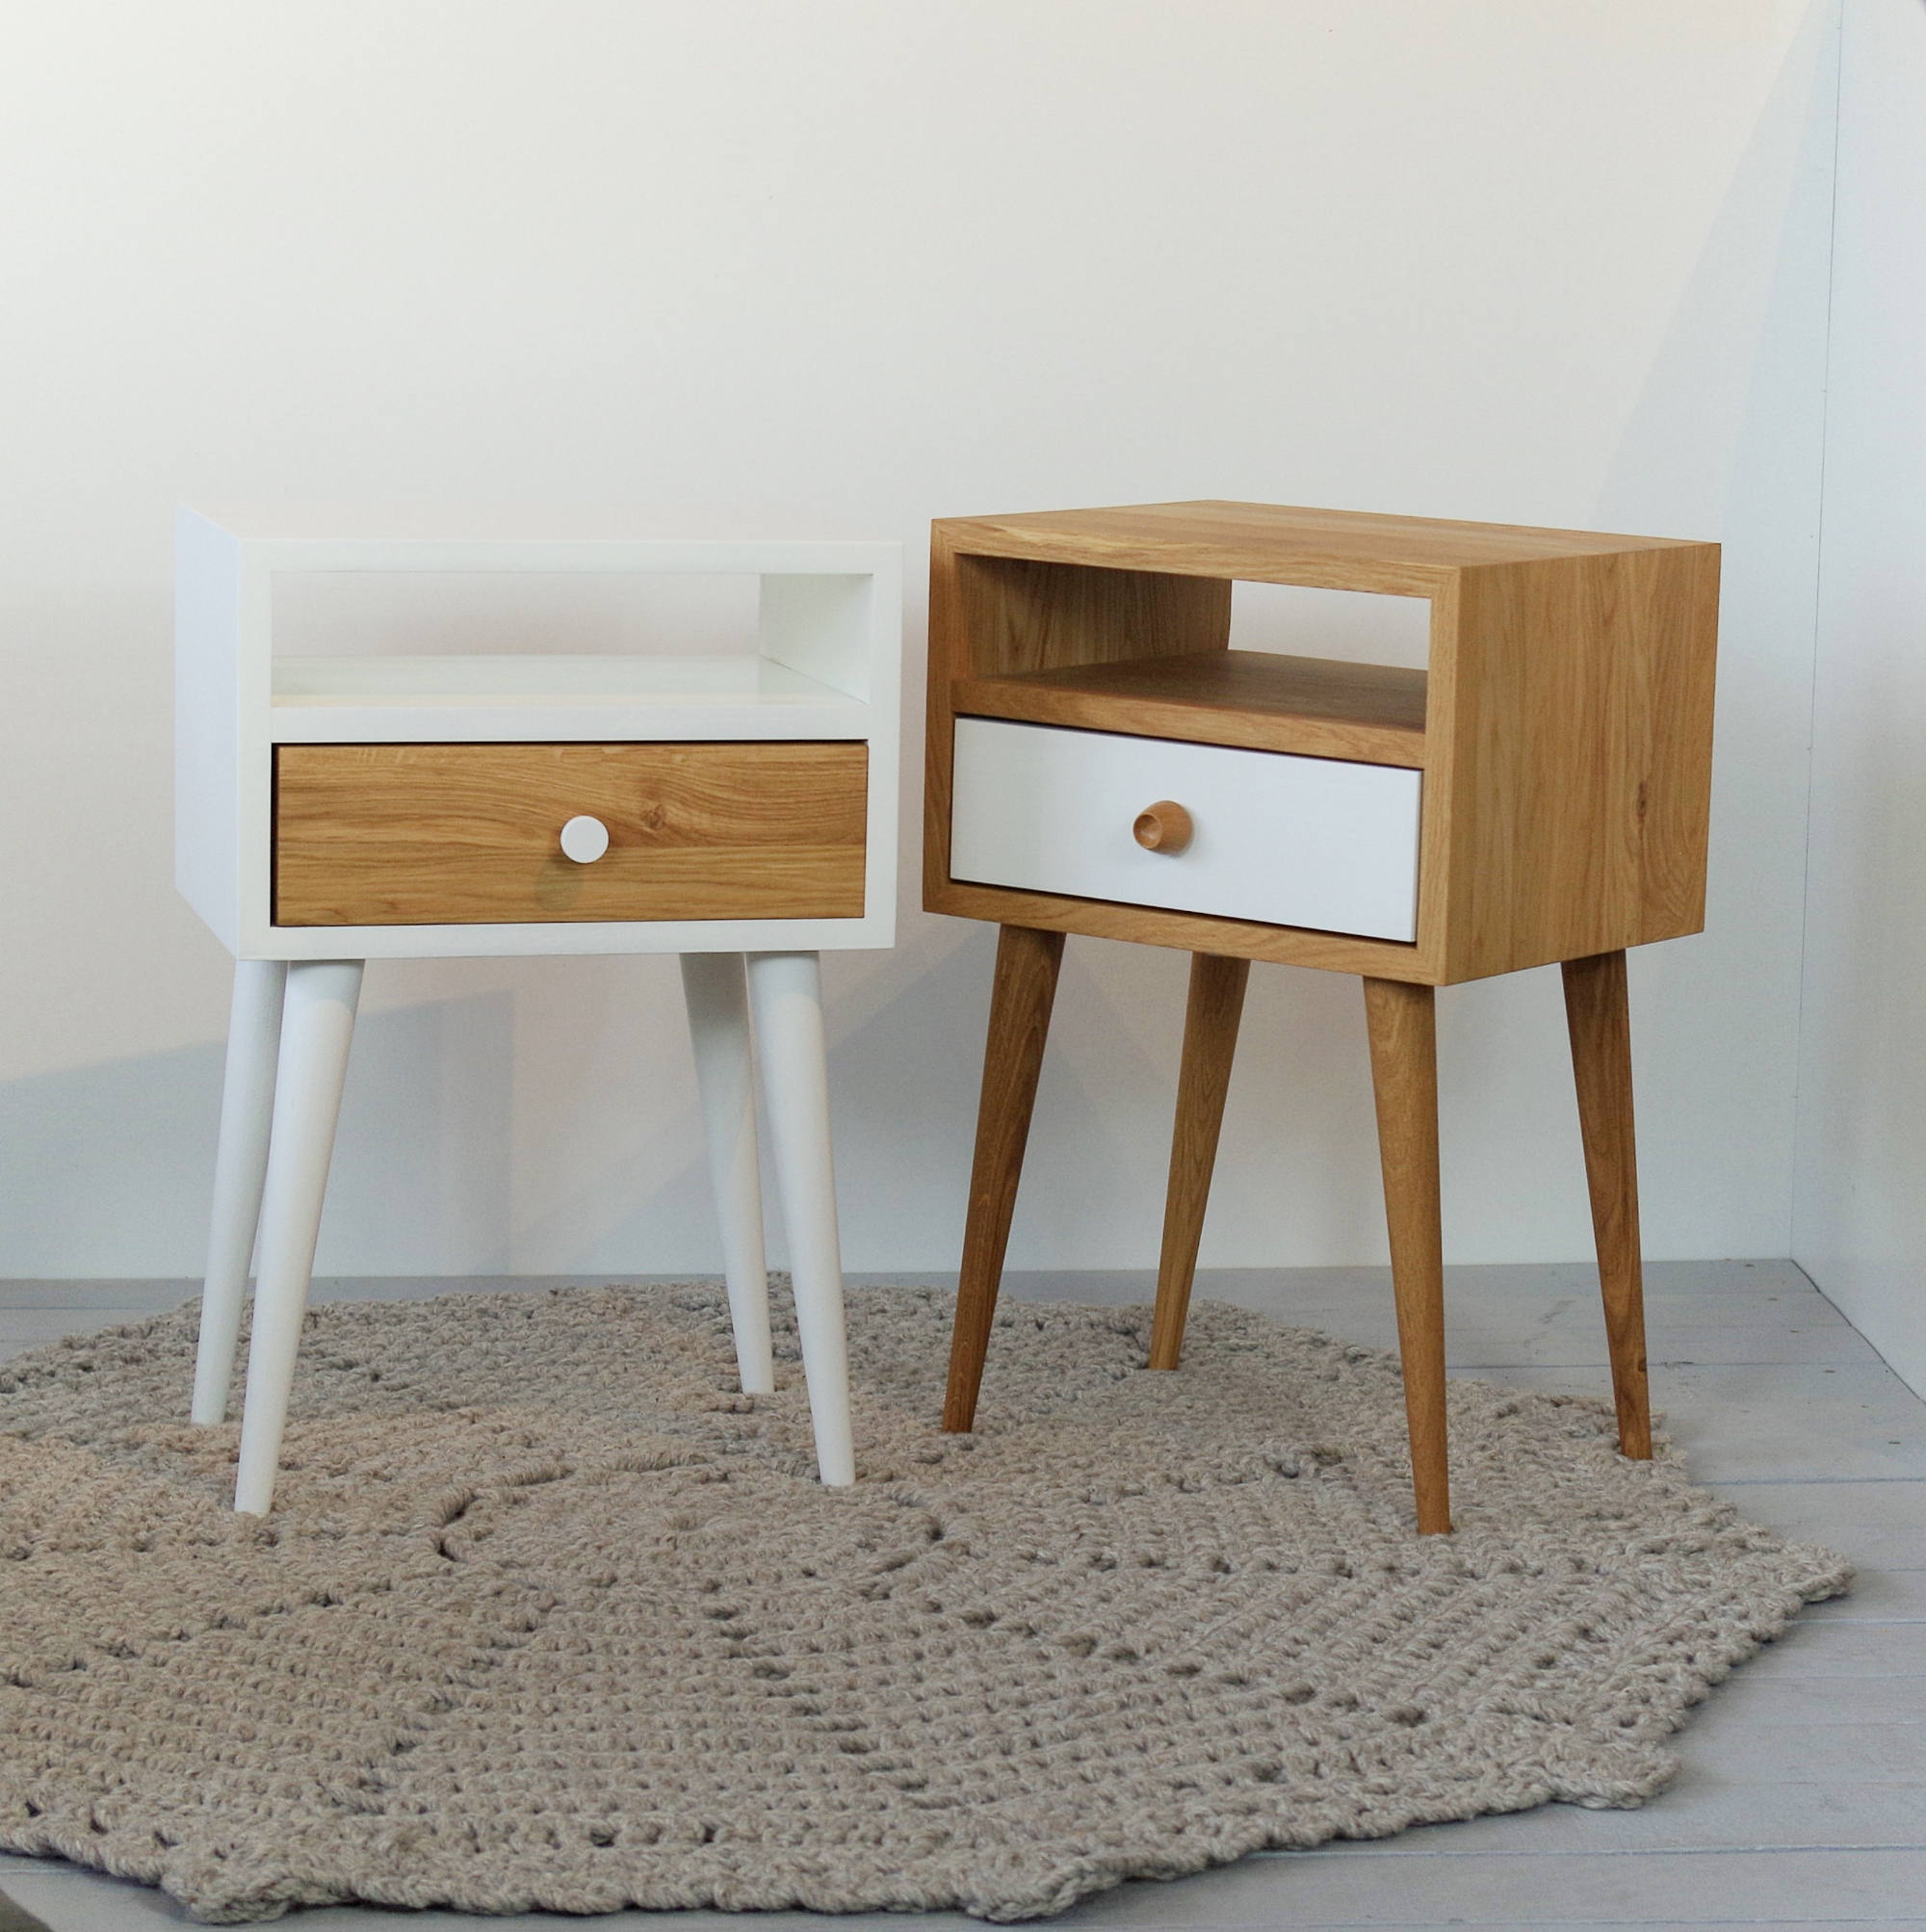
[274,742,867,927]
[1132,801,1193,855]
[1147,953,1250,1372]
[1436,546,1719,980]
[926,875,1428,979]
[1562,951,1653,1460]
[938,500,1704,592]
[924,529,1232,932]
[1363,977,1451,1536]
[927,503,1717,986]
[943,924,1065,1433]
[951,552,1236,679]
[953,649,1428,767]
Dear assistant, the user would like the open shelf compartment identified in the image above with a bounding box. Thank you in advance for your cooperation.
[176,509,901,958]
[952,648,1426,767]
[270,653,870,744]
[926,499,1719,985]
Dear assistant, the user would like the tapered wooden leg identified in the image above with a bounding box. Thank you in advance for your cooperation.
[681,953,775,1397]
[1562,950,1653,1459]
[944,925,1066,1432]
[234,959,363,1515]
[1148,953,1250,1371]
[1363,977,1451,1535]
[746,950,854,1487]
[192,958,287,1425]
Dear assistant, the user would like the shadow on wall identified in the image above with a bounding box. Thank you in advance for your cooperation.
[1583,0,1843,1254]
[0,993,516,1278]
[810,912,1405,1277]
[500,927,999,1278]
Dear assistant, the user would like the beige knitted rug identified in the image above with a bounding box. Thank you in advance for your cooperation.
[0,1285,1848,1924]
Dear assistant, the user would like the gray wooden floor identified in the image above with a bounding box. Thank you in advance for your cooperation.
[1,1261,1920,1931]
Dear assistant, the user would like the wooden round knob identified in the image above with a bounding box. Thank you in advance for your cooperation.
[1132,800,1193,854]
[560,814,610,864]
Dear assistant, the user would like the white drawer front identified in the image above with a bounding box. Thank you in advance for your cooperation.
[950,717,1421,942]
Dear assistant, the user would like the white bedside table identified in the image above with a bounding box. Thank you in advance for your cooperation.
[175,510,900,1510]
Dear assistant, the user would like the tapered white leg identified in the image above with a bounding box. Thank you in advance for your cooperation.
[233,959,363,1514]
[746,951,854,1486]
[192,959,288,1425]
[680,953,774,1395]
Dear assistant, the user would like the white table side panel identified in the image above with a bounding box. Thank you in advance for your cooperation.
[267,703,872,744]
[270,653,855,701]
[234,913,896,960]
[175,510,245,951]
[859,556,902,947]
[950,717,1421,944]
[267,655,872,743]
[236,554,277,948]
[236,535,900,575]
[760,573,876,701]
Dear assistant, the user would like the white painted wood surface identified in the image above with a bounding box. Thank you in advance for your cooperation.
[232,914,895,962]
[172,510,247,956]
[558,815,611,864]
[189,959,286,1425]
[176,515,892,1501]
[268,653,870,744]
[197,947,863,1499]
[174,510,900,958]
[759,571,877,699]
[4,1260,1918,1930]
[680,953,775,1397]
[950,716,1423,944]
[746,951,855,1487]
[232,959,364,1515]
[182,524,897,575]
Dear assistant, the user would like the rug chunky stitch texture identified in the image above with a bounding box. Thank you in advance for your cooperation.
[0,1284,1849,1922]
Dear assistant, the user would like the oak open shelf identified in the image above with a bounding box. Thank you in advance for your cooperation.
[952,648,1427,767]
[926,499,1719,986]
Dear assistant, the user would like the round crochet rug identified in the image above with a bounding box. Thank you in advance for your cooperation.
[0,1285,1848,1924]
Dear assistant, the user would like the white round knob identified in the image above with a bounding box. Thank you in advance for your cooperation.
[559,815,610,864]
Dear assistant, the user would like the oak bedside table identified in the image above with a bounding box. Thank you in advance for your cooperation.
[176,509,900,1510]
[925,501,1718,1534]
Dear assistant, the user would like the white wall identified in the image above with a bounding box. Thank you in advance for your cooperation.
[0,2,1837,1278]
[1793,0,1926,1397]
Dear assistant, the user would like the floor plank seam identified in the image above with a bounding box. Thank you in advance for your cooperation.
[1270,1840,1926,1861]
[1716,1476,1926,1486]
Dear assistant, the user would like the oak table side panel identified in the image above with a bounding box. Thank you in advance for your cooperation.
[1440,546,1718,981]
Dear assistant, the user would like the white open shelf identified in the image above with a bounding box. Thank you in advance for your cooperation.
[269,654,870,743]
[176,509,902,958]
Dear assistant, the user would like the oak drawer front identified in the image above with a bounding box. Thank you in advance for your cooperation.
[950,718,1420,942]
[274,742,868,927]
